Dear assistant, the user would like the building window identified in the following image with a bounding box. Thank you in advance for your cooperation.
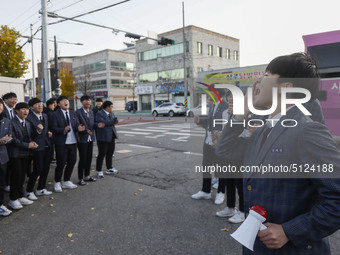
[208,44,213,56]
[234,50,239,61]
[197,67,203,73]
[186,41,189,53]
[226,49,230,59]
[138,43,184,61]
[217,47,222,57]
[197,42,202,54]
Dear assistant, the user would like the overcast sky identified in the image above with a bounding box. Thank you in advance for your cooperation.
[1,0,340,79]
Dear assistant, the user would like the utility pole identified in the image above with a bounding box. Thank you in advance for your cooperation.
[53,35,62,97]
[30,24,36,97]
[41,0,51,102]
[182,1,187,108]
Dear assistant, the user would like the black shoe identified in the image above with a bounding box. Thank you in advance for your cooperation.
[78,179,86,186]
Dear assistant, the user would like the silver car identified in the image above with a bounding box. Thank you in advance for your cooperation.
[152,103,187,117]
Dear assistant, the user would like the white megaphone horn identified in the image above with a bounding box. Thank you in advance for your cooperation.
[230,205,268,251]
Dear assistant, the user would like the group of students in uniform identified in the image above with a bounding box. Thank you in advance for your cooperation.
[0,94,119,217]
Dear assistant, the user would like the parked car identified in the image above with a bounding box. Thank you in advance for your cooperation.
[186,105,202,117]
[125,101,137,112]
[152,103,187,117]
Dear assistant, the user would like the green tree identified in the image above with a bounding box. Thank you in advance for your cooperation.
[60,68,76,98]
[0,25,29,78]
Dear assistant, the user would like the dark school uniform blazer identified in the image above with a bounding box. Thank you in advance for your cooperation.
[216,106,340,255]
[50,109,80,146]
[95,110,118,142]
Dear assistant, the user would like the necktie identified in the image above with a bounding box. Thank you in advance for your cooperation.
[10,109,14,119]
[108,114,112,120]
[259,125,272,149]
[65,112,70,126]
[22,121,25,127]
[39,115,44,124]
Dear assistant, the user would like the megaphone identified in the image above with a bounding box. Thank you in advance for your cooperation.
[230,205,268,251]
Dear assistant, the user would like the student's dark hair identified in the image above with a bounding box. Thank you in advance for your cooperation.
[102,100,113,110]
[2,92,17,100]
[80,95,91,101]
[266,52,320,100]
[46,98,54,106]
[57,96,68,104]
[0,99,3,120]
[96,98,103,103]
[15,102,29,111]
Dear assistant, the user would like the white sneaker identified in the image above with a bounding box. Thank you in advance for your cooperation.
[8,200,23,210]
[4,185,10,192]
[106,168,118,175]
[54,182,62,193]
[214,192,225,205]
[18,197,34,205]
[35,189,52,196]
[97,171,104,178]
[216,207,237,218]
[61,181,78,189]
[228,211,245,223]
[0,205,12,216]
[191,191,211,200]
[24,191,38,201]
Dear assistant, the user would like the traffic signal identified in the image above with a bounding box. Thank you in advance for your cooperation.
[158,37,175,46]
[125,33,141,40]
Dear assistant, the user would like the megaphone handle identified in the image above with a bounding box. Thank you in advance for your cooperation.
[260,224,267,230]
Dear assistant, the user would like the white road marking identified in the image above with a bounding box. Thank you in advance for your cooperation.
[128,144,154,149]
[171,137,189,142]
[145,135,166,139]
[183,152,203,156]
[124,134,135,137]
[132,128,166,133]
[119,131,152,135]
[165,132,205,137]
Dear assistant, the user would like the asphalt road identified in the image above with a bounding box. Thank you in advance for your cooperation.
[0,114,339,255]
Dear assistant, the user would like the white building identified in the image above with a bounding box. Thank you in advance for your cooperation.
[135,25,240,111]
[0,76,25,101]
[72,49,136,110]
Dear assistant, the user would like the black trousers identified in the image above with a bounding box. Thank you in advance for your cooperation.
[77,142,93,180]
[26,148,51,192]
[96,140,115,172]
[55,144,77,182]
[219,178,244,212]
[0,164,6,205]
[201,143,216,193]
[9,157,29,201]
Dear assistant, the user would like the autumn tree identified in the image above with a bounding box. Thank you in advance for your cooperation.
[0,25,29,78]
[59,68,76,98]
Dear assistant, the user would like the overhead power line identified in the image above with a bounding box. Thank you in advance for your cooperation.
[48,0,131,26]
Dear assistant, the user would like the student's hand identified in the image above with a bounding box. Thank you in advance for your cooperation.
[28,141,39,149]
[0,134,11,144]
[37,124,44,132]
[98,122,105,128]
[48,131,53,138]
[247,124,261,136]
[258,223,289,249]
[64,125,71,133]
[87,130,93,136]
[78,124,85,132]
